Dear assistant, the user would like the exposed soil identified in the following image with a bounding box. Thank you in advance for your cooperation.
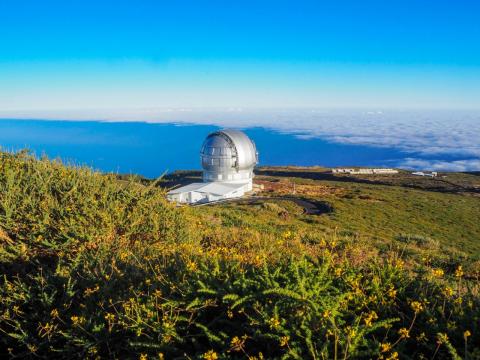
[254,178,344,197]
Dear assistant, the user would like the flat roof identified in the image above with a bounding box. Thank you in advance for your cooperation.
[167,183,205,195]
[167,181,248,196]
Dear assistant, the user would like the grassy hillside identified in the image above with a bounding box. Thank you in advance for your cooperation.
[179,167,480,256]
[1,151,479,359]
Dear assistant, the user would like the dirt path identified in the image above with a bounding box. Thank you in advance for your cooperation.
[193,195,331,215]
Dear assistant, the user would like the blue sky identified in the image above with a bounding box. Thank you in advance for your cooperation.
[1,0,480,111]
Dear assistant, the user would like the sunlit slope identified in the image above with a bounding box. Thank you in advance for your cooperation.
[1,152,479,359]
[192,171,480,257]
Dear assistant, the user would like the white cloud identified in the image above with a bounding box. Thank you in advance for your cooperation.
[399,158,480,171]
[1,107,479,171]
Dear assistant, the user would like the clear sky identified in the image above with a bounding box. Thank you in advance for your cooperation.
[1,0,480,111]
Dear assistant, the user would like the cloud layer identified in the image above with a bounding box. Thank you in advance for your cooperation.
[1,108,479,171]
[398,158,480,172]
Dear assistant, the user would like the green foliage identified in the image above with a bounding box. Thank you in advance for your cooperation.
[0,150,186,255]
[0,151,479,359]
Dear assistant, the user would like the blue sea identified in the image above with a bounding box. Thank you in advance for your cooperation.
[0,118,477,178]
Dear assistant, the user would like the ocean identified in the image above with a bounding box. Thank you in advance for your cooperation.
[0,118,478,178]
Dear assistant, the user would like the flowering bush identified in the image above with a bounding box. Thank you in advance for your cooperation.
[0,151,478,359]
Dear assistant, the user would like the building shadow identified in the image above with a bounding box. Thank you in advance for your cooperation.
[160,170,202,189]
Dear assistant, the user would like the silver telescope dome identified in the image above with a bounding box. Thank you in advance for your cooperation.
[200,129,258,184]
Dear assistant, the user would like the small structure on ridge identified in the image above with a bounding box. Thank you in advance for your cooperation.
[332,168,399,175]
[167,129,258,204]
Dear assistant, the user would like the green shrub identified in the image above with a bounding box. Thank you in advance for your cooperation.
[0,151,478,359]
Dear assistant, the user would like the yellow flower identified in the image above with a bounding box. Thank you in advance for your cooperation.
[363,311,378,327]
[280,336,289,347]
[437,333,449,344]
[432,268,444,278]
[104,313,115,322]
[26,343,38,353]
[70,315,85,326]
[83,285,100,297]
[322,310,331,319]
[230,336,245,351]
[387,287,397,299]
[347,327,356,338]
[119,250,129,261]
[464,330,471,339]
[12,305,22,315]
[386,352,399,360]
[38,322,55,338]
[139,354,147,360]
[410,301,424,313]
[268,317,281,329]
[187,261,198,272]
[50,309,59,318]
[398,328,410,339]
[455,265,464,277]
[443,286,454,297]
[380,343,392,353]
[203,350,218,360]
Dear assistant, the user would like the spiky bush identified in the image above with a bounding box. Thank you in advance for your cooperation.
[0,150,479,359]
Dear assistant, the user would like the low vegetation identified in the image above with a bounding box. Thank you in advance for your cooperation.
[1,151,479,359]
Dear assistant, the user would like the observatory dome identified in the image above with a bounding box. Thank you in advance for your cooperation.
[200,129,258,185]
[166,129,258,204]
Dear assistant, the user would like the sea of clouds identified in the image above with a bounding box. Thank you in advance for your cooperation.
[1,108,479,171]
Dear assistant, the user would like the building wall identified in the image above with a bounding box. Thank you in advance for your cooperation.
[203,169,253,183]
[167,184,249,204]
[332,168,399,175]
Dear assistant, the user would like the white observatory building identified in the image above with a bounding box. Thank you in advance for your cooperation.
[167,129,258,204]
